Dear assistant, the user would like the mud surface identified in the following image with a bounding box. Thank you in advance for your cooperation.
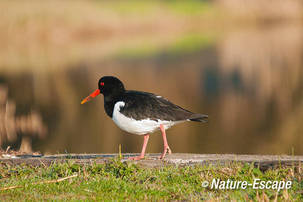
[1,153,302,171]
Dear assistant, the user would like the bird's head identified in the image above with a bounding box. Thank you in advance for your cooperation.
[81,76,125,104]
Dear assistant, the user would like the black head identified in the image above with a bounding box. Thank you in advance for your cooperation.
[98,76,125,96]
[81,76,125,104]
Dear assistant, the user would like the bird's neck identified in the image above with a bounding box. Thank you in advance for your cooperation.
[103,93,122,118]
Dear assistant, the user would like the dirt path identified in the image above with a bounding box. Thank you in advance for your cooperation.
[1,153,302,171]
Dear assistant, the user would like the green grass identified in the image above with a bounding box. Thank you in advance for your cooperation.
[100,0,214,16]
[115,33,216,59]
[0,159,302,201]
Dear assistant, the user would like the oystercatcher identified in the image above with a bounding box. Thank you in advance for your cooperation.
[81,76,208,160]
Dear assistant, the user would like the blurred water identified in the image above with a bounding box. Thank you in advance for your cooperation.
[1,24,303,155]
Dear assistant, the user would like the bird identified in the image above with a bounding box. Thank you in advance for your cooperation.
[81,76,208,160]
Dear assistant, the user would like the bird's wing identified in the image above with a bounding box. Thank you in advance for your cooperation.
[119,91,195,121]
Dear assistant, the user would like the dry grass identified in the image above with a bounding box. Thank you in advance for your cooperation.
[1,0,302,72]
[0,0,216,72]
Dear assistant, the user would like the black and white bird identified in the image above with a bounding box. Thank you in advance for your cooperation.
[81,76,208,160]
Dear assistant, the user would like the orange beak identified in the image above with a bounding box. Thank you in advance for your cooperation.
[81,89,100,104]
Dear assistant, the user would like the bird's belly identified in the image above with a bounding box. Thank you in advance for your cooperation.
[112,115,176,135]
[112,112,176,135]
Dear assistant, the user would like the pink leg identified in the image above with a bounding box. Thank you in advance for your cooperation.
[159,124,172,159]
[128,134,149,160]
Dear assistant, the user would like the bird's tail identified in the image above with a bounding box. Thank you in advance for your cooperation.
[189,113,208,123]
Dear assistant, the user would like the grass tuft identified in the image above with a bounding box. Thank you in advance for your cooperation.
[0,160,302,200]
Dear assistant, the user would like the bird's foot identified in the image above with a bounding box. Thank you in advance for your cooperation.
[128,156,145,160]
[159,146,172,159]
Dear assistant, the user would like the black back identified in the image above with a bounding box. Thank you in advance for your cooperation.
[105,90,199,121]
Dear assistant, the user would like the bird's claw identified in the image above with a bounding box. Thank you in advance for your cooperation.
[167,147,172,154]
[159,146,172,159]
[128,156,144,161]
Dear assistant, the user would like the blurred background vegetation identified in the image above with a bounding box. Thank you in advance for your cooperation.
[0,0,303,155]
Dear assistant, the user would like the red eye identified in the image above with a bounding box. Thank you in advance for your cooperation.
[100,82,104,86]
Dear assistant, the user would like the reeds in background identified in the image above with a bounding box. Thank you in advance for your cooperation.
[0,85,46,153]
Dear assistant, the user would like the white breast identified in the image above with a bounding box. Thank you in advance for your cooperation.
[112,101,182,135]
